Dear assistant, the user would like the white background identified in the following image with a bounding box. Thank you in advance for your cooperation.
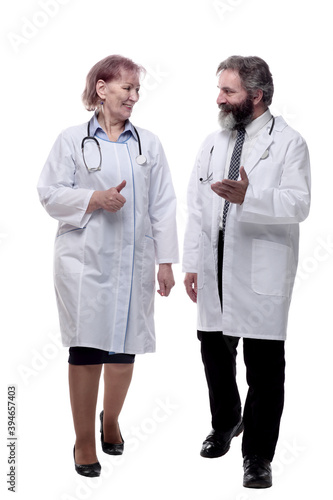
[1,0,332,499]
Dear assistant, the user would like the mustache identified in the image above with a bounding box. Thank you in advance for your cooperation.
[219,103,233,113]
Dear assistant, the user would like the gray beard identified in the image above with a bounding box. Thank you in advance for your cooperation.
[217,96,255,131]
[218,109,237,130]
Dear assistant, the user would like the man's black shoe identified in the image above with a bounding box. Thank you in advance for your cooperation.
[200,418,243,458]
[243,455,272,488]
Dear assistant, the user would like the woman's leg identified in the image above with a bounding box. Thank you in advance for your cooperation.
[69,364,103,464]
[102,364,134,443]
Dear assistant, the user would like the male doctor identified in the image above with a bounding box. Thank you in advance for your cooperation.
[183,56,310,489]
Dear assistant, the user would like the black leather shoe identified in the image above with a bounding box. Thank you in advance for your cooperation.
[73,446,101,477]
[243,455,272,488]
[100,411,124,455]
[200,418,244,458]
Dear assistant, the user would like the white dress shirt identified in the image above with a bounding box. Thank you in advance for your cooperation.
[220,109,273,227]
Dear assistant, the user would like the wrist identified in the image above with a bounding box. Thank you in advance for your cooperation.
[86,191,102,213]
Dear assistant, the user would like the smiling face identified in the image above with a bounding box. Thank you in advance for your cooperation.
[96,70,140,125]
[216,69,255,130]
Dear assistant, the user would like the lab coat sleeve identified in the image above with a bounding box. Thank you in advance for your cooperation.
[237,134,311,224]
[182,149,203,273]
[37,131,94,228]
[149,138,179,264]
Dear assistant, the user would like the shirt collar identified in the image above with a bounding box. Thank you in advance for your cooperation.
[245,109,273,139]
[88,113,138,142]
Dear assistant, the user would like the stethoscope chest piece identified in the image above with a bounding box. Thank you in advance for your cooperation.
[136,154,147,166]
[261,149,269,160]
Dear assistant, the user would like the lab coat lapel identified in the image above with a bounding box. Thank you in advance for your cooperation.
[212,131,230,181]
[244,129,273,175]
[211,131,230,244]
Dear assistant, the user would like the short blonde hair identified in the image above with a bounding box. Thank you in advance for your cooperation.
[82,55,145,111]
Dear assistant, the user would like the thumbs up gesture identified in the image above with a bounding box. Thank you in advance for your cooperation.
[86,180,127,213]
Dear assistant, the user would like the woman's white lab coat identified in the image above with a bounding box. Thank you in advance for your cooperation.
[38,118,178,353]
[182,116,311,340]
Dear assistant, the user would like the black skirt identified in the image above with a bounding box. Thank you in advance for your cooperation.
[68,347,136,365]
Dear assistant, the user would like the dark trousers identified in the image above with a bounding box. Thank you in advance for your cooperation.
[198,233,285,462]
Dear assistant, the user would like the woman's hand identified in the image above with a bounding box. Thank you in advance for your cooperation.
[157,264,175,297]
[86,180,127,213]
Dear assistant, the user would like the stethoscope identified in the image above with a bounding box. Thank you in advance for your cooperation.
[81,122,147,172]
[200,116,275,183]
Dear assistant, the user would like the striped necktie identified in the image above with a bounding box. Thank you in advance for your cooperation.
[222,127,246,236]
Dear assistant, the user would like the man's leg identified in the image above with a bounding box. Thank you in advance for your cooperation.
[198,331,242,431]
[242,338,285,462]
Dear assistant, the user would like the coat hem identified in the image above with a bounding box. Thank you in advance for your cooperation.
[197,326,286,341]
[62,340,156,355]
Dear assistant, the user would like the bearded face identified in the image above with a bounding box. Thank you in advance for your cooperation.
[218,93,255,131]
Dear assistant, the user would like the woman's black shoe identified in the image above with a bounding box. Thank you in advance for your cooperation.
[73,446,101,477]
[100,410,124,455]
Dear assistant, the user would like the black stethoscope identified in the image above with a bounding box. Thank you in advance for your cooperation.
[200,116,275,183]
[81,122,147,172]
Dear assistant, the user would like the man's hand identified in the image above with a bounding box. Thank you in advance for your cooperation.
[157,264,175,297]
[184,273,197,303]
[211,166,249,204]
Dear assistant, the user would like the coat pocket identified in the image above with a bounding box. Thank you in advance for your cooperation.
[54,227,86,275]
[141,235,156,287]
[251,239,292,297]
[197,233,205,289]
[197,232,218,290]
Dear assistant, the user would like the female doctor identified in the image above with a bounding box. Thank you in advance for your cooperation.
[37,55,178,477]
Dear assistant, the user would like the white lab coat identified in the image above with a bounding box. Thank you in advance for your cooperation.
[182,116,311,340]
[38,118,179,353]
